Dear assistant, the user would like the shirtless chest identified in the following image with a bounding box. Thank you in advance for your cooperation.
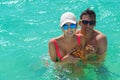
[85,37,98,54]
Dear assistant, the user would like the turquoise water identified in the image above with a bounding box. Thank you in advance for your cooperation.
[0,0,120,80]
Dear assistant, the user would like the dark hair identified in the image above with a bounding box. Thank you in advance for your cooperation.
[80,8,96,24]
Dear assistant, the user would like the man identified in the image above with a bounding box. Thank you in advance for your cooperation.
[77,8,107,65]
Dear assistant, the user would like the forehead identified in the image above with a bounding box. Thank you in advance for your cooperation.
[82,14,94,20]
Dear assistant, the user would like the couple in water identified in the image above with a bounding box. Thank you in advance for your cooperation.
[48,8,107,77]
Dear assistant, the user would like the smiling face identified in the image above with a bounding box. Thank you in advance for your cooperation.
[79,14,96,33]
[61,22,77,37]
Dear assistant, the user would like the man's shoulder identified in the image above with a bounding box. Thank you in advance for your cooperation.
[94,30,106,39]
[94,31,107,54]
[94,30,107,45]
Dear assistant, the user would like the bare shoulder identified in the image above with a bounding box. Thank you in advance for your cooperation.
[95,30,107,54]
[95,30,107,41]
[48,36,63,52]
[76,33,85,41]
[48,36,62,62]
[76,29,80,34]
[76,29,85,40]
[49,36,62,44]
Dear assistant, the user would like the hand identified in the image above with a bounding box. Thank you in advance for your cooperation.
[85,45,95,54]
[62,54,80,64]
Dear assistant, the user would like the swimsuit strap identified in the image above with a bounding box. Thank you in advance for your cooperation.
[77,34,81,46]
[52,39,62,61]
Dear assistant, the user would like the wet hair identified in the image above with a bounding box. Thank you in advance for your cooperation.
[80,8,96,24]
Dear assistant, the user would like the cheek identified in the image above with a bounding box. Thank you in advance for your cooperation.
[63,30,67,33]
[73,29,77,32]
[90,26,95,29]
[73,30,76,33]
[81,24,86,28]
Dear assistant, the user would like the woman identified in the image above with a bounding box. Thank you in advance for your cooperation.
[48,12,85,77]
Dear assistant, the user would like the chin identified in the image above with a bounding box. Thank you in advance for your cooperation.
[85,29,92,33]
[67,34,74,37]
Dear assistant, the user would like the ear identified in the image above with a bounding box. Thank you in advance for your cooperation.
[78,20,82,26]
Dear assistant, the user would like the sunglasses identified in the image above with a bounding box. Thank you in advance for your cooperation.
[81,20,95,25]
[62,23,77,30]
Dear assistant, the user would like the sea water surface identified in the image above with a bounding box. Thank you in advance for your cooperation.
[0,0,120,80]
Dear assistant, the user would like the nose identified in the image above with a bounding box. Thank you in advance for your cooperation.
[86,23,91,27]
[68,27,72,31]
[67,25,71,30]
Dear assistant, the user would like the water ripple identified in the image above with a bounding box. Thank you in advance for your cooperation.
[24,37,41,42]
[0,1,19,5]
[0,39,11,47]
[0,25,7,33]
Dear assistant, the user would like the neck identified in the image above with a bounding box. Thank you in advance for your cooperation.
[63,34,76,42]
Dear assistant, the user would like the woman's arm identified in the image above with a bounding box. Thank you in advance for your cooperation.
[49,40,80,65]
[48,40,57,62]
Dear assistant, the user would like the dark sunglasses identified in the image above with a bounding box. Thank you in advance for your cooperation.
[81,20,95,25]
[62,23,77,30]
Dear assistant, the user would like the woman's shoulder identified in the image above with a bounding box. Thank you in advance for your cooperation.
[49,35,63,43]
[76,33,85,40]
[76,33,84,37]
[76,29,80,34]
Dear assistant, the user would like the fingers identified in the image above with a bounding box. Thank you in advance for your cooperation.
[85,45,95,54]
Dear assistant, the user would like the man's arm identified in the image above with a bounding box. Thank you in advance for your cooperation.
[86,34,107,64]
[96,34,107,62]
[97,34,107,55]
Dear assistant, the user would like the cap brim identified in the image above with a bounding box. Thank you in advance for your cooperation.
[60,20,76,27]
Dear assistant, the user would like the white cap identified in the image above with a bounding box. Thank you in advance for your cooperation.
[60,12,76,27]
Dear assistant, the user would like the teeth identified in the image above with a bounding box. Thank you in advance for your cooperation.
[67,31,73,35]
[86,28,90,31]
[68,32,72,33]
[87,29,90,30]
